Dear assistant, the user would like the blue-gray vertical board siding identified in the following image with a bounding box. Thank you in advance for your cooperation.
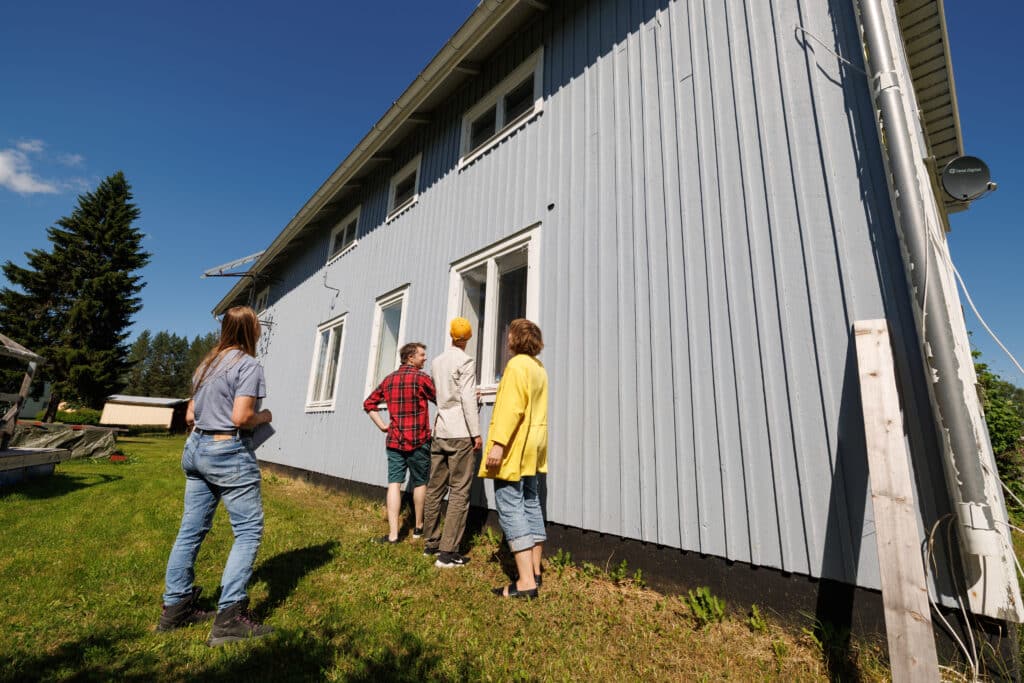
[251,0,949,593]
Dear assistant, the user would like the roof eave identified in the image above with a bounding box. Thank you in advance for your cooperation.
[213,0,530,315]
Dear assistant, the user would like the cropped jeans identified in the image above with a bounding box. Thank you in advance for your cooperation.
[493,475,546,553]
[163,432,264,610]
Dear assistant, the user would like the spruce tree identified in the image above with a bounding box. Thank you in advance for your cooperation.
[0,172,150,414]
[123,330,152,395]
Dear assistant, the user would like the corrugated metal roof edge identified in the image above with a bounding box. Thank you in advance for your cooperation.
[213,0,526,315]
[106,395,188,406]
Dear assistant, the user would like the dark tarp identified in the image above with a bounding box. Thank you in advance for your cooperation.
[12,422,117,459]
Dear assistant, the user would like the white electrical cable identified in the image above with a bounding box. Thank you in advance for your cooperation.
[925,515,979,679]
[951,261,1024,378]
[924,229,1024,378]
[945,519,980,672]
[1000,479,1024,513]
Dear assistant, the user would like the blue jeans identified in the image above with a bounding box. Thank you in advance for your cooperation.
[163,433,264,610]
[493,476,546,553]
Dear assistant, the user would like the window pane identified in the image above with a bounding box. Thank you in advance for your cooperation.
[493,262,527,381]
[344,218,357,248]
[393,173,416,208]
[373,301,403,387]
[503,77,535,123]
[311,328,330,401]
[460,264,487,383]
[332,218,357,257]
[469,107,497,151]
[321,326,342,401]
[253,290,268,312]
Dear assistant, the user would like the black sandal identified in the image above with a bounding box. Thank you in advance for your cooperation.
[492,582,539,599]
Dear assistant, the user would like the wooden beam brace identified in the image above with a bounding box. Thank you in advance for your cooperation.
[454,61,481,76]
[854,319,939,683]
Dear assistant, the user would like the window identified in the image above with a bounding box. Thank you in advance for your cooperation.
[365,286,410,394]
[305,315,347,411]
[328,206,360,263]
[459,48,544,167]
[252,286,269,313]
[386,155,421,222]
[446,225,540,397]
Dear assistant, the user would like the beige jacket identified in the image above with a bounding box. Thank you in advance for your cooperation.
[430,346,480,439]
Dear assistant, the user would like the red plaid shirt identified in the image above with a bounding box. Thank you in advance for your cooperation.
[363,364,436,451]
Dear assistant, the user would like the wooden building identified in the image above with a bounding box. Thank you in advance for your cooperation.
[213,0,1021,628]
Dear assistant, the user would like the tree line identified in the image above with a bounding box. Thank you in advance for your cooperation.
[122,330,219,399]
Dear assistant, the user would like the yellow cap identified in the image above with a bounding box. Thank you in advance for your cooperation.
[450,317,472,341]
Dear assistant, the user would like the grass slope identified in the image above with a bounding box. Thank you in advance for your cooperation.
[0,436,888,681]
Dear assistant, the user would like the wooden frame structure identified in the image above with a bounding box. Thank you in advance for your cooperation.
[0,333,42,451]
[0,334,71,479]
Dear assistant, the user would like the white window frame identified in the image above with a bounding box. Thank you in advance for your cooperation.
[458,48,545,169]
[386,155,421,222]
[304,314,348,412]
[252,286,270,313]
[364,285,411,398]
[327,206,360,264]
[445,224,541,400]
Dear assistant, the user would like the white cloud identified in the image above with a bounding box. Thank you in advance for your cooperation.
[60,176,93,193]
[58,153,85,167]
[15,139,45,154]
[0,147,59,194]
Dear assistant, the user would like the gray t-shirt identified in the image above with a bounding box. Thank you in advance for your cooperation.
[192,349,267,431]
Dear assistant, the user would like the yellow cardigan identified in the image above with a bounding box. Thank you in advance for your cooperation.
[479,354,548,481]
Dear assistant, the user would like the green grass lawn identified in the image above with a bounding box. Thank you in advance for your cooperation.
[0,436,888,682]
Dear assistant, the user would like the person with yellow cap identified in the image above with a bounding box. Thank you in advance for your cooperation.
[422,317,482,567]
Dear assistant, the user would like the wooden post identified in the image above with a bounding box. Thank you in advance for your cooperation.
[854,319,939,682]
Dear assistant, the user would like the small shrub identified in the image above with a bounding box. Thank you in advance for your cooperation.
[609,559,629,583]
[685,586,725,628]
[580,561,602,580]
[54,408,102,425]
[748,604,767,633]
[482,526,501,548]
[549,548,573,574]
[772,639,789,670]
[631,568,646,589]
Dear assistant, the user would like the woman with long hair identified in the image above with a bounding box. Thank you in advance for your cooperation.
[158,305,274,645]
[480,318,548,599]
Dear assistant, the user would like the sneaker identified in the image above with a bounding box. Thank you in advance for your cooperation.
[435,551,470,568]
[412,527,424,539]
[423,545,440,557]
[206,599,274,646]
[372,535,399,544]
[157,586,213,632]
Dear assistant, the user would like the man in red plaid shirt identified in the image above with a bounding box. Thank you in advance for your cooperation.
[364,342,436,544]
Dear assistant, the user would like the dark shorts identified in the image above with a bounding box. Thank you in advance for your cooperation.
[386,443,431,487]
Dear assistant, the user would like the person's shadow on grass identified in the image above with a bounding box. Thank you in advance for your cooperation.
[0,471,122,500]
[250,541,339,614]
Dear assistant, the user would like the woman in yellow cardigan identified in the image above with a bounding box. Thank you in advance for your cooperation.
[480,318,548,599]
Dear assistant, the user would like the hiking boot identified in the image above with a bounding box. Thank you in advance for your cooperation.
[435,551,470,568]
[157,586,213,632]
[206,599,274,646]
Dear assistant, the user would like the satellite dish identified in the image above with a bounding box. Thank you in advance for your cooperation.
[941,156,994,201]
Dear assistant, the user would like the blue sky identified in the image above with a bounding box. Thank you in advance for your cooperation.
[1,1,1021,382]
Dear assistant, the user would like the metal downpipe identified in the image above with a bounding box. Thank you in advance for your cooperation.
[856,0,998,556]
